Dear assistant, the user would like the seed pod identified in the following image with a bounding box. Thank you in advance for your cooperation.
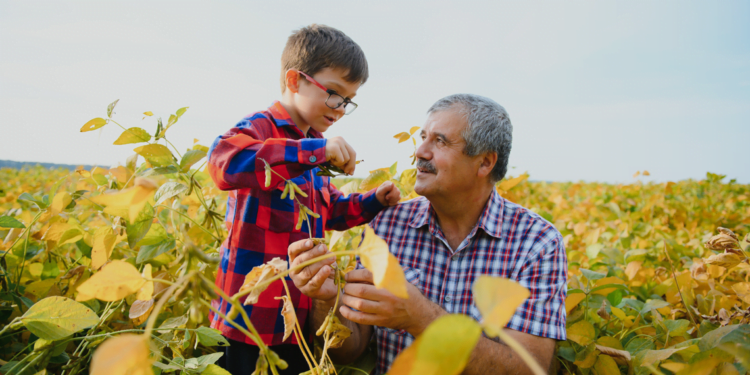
[316,314,331,336]
[304,206,320,219]
[190,303,203,324]
[292,183,308,198]
[289,182,295,200]
[201,279,219,300]
[264,168,272,188]
[311,238,327,246]
[280,183,289,199]
[295,210,306,231]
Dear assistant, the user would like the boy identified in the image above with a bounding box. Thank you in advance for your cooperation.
[207,24,401,374]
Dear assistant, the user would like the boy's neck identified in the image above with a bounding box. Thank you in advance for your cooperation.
[279,97,309,136]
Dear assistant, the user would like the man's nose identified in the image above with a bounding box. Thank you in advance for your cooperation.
[415,138,430,160]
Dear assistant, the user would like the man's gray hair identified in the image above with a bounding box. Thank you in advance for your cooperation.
[427,94,513,182]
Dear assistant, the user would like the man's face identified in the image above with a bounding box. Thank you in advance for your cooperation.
[295,67,360,134]
[414,107,481,199]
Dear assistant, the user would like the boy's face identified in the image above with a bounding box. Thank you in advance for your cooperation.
[293,67,360,134]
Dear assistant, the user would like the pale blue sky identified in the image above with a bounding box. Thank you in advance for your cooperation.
[1,1,748,183]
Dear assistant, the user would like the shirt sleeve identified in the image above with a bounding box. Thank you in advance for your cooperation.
[207,117,327,191]
[324,183,386,232]
[506,229,568,341]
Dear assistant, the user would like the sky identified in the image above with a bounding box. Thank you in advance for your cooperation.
[1,1,748,183]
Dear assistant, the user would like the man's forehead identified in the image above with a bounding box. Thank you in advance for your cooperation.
[422,108,466,136]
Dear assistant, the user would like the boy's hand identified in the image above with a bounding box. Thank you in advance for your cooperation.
[376,181,401,206]
[288,239,338,302]
[325,137,357,175]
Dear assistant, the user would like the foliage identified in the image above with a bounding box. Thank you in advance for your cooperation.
[0,100,748,375]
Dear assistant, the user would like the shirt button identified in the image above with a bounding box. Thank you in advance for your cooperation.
[445,296,452,302]
[309,156,317,163]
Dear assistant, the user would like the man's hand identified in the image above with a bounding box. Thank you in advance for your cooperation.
[339,269,444,336]
[376,181,401,206]
[325,136,357,175]
[288,239,337,301]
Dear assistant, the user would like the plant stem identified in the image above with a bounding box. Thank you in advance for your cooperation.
[281,278,318,372]
[496,330,547,375]
[662,243,699,332]
[163,137,183,159]
[156,204,221,241]
[234,250,359,300]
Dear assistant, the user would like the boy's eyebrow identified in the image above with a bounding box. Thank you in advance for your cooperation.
[326,82,356,99]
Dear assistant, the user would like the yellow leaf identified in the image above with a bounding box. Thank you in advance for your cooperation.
[593,354,620,375]
[76,260,146,302]
[136,264,153,301]
[643,170,650,176]
[592,276,626,296]
[359,170,391,191]
[143,111,153,116]
[329,230,347,250]
[567,320,595,346]
[409,126,420,135]
[633,171,640,178]
[566,293,586,314]
[358,226,408,299]
[390,314,481,375]
[91,226,117,270]
[133,144,174,167]
[90,334,153,375]
[337,181,359,196]
[704,252,741,269]
[274,295,296,341]
[240,258,288,305]
[471,276,530,337]
[81,118,108,132]
[91,184,156,223]
[129,299,154,326]
[497,174,528,191]
[732,282,750,304]
[393,132,411,143]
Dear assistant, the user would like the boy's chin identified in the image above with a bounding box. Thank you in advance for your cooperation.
[310,123,332,133]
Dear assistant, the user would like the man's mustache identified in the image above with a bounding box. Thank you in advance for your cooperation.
[417,159,437,174]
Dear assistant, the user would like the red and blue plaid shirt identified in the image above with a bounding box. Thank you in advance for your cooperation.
[207,101,385,346]
[367,189,567,374]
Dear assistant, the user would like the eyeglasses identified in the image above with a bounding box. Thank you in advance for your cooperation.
[298,71,358,115]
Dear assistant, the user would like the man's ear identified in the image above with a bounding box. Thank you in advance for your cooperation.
[285,70,300,93]
[477,151,498,180]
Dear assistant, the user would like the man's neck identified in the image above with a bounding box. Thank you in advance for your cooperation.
[279,97,309,136]
[429,184,494,251]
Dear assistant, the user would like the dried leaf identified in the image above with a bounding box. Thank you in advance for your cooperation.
[240,257,288,305]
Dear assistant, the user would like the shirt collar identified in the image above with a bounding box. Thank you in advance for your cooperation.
[407,189,505,239]
[267,101,323,139]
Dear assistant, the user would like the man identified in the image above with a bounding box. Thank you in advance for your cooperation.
[289,94,567,374]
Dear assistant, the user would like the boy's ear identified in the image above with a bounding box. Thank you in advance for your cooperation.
[285,70,301,93]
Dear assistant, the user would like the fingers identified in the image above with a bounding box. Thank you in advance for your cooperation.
[345,269,374,284]
[290,244,334,285]
[340,293,380,314]
[386,185,401,205]
[305,264,331,292]
[344,142,356,175]
[288,239,315,261]
[339,305,378,326]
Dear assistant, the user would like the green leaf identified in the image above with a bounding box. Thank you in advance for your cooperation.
[664,319,691,337]
[113,127,152,145]
[589,284,629,294]
[81,117,108,132]
[586,243,604,259]
[141,166,180,177]
[0,216,25,229]
[641,299,670,314]
[607,289,623,306]
[157,314,188,333]
[136,237,175,264]
[624,249,648,263]
[184,352,223,372]
[699,324,750,352]
[175,107,188,118]
[20,296,99,340]
[179,149,207,172]
[126,203,154,249]
[196,327,230,347]
[567,320,596,346]
[389,161,398,176]
[133,144,175,167]
[203,364,231,375]
[580,269,606,282]
[107,99,120,118]
[154,182,188,205]
[166,114,177,128]
[17,192,48,209]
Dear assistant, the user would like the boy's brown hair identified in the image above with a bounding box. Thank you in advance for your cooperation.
[280,24,369,92]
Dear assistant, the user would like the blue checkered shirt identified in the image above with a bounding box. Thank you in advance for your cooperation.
[366,189,568,374]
